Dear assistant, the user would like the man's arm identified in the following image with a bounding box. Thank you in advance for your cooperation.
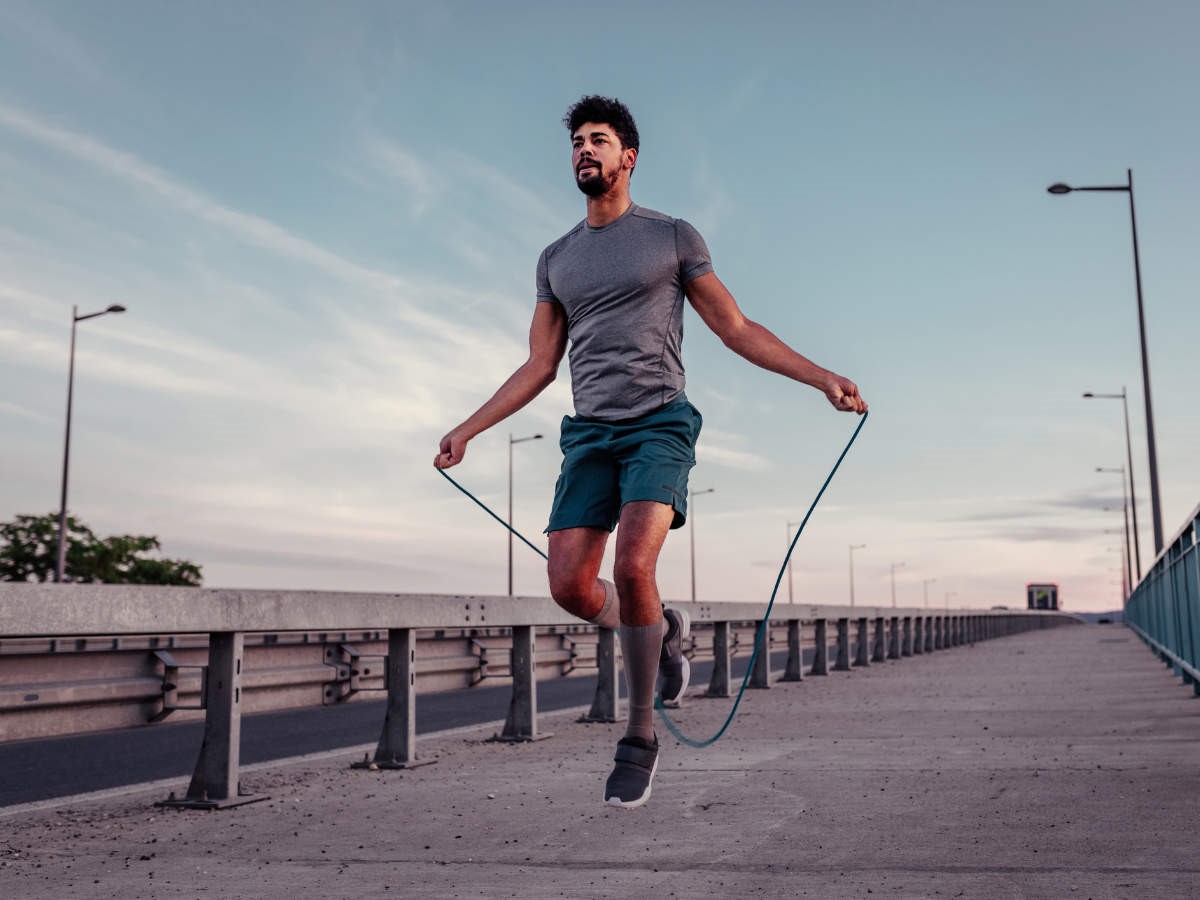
[434,301,568,469]
[685,272,867,414]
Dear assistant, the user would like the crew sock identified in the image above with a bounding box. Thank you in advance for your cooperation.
[619,619,665,744]
[586,579,621,631]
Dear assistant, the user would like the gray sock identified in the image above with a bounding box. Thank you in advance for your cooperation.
[586,579,621,631]
[619,620,663,744]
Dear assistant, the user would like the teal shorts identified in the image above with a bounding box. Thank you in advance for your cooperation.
[546,395,703,533]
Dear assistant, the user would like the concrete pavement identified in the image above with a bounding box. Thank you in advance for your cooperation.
[2,624,1198,899]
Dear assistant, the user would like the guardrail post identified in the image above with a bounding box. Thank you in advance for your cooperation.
[580,627,619,722]
[496,625,549,741]
[781,619,804,682]
[935,616,945,650]
[949,615,958,647]
[834,618,852,671]
[158,631,262,810]
[354,627,434,770]
[811,618,829,675]
[853,617,870,667]
[924,616,934,653]
[707,621,733,696]
[887,616,900,660]
[750,621,772,688]
[902,616,913,656]
[912,617,924,654]
[873,617,887,662]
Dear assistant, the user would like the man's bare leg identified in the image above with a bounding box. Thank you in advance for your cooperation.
[547,527,619,627]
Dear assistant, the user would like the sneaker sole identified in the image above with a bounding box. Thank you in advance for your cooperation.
[604,750,660,810]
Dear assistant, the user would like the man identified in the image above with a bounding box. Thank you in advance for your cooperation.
[435,95,866,809]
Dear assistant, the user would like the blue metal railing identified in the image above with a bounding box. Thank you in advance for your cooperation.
[1125,501,1200,695]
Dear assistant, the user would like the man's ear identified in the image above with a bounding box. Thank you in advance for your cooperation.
[624,147,638,172]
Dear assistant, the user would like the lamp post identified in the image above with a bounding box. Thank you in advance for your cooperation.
[889,561,906,608]
[784,519,802,604]
[508,432,543,595]
[1097,466,1133,596]
[1049,172,1163,554]
[1083,389,1141,575]
[689,488,715,603]
[1103,528,1131,598]
[55,303,127,583]
[922,577,937,609]
[848,543,866,606]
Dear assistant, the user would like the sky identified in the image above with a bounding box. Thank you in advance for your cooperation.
[2,1,1198,613]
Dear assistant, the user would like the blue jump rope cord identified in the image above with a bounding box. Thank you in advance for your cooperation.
[436,410,868,749]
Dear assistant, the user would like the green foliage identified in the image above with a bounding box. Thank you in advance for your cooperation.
[0,513,202,586]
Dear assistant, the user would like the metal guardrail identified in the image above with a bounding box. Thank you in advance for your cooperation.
[1125,500,1200,694]
[0,583,1074,809]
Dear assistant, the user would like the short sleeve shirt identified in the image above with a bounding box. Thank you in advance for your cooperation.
[536,204,713,421]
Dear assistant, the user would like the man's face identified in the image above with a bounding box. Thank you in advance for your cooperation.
[571,122,635,197]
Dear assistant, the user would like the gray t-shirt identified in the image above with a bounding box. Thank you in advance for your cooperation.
[536,204,713,421]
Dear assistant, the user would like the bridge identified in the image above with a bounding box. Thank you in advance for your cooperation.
[1,502,1198,897]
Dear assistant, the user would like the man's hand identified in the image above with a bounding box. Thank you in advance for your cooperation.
[824,373,868,414]
[434,429,469,469]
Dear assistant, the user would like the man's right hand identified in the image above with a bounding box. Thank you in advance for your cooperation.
[434,430,468,469]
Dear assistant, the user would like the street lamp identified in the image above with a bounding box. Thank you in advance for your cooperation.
[690,488,715,603]
[784,519,802,604]
[889,561,906,608]
[1049,171,1163,553]
[1083,389,1141,575]
[1103,528,1131,598]
[1097,466,1133,596]
[922,577,937,609]
[56,303,127,583]
[508,432,543,595]
[848,544,866,606]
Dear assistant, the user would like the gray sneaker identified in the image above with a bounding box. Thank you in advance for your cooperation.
[603,735,660,808]
[658,607,691,708]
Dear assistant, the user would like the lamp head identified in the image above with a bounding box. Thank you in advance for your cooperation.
[1047,183,1073,195]
[106,304,126,313]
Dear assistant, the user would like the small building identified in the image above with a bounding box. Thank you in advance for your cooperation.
[1027,583,1059,610]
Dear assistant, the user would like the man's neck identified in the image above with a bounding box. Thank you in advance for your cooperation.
[586,189,633,228]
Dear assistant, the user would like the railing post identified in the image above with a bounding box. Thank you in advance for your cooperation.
[902,616,913,656]
[354,627,435,770]
[781,619,804,682]
[580,627,619,722]
[707,621,733,696]
[497,625,548,741]
[834,618,852,671]
[158,631,263,810]
[912,617,924,654]
[887,616,900,660]
[811,618,829,675]
[750,621,772,688]
[924,616,934,652]
[872,616,887,662]
[854,617,871,667]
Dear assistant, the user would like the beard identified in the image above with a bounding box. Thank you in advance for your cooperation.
[575,164,617,197]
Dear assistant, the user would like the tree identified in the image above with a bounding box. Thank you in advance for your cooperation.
[0,513,202,586]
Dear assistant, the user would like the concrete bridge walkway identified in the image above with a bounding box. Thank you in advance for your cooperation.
[2,624,1197,899]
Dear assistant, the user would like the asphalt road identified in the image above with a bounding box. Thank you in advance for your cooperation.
[0,650,798,807]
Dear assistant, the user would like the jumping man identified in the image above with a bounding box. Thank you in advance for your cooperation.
[434,95,867,809]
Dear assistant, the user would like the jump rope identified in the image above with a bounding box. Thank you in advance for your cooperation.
[437,409,868,748]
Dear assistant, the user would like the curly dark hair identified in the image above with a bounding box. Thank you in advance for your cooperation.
[562,95,640,152]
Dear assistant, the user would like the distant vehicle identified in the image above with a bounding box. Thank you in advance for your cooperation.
[1027,583,1059,610]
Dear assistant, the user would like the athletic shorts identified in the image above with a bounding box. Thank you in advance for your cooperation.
[546,395,703,533]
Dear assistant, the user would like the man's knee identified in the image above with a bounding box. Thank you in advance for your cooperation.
[613,553,656,597]
[548,558,602,619]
